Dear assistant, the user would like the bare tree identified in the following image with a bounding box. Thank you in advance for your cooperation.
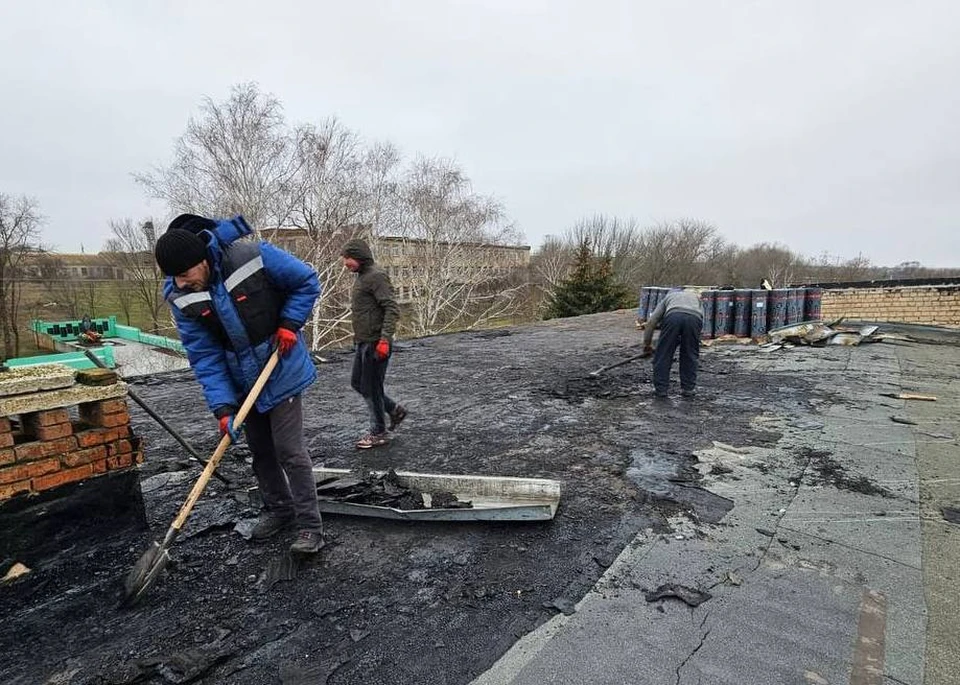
[803,251,875,283]
[0,194,43,358]
[729,242,802,287]
[834,252,873,282]
[35,253,83,320]
[115,281,135,326]
[883,261,960,279]
[389,157,527,336]
[285,119,401,350]
[565,215,646,289]
[135,84,531,343]
[635,218,721,286]
[80,279,98,317]
[102,219,166,333]
[530,235,573,313]
[135,83,301,232]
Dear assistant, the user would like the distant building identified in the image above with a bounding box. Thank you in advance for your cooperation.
[16,232,532,305]
[262,227,531,303]
[18,253,128,281]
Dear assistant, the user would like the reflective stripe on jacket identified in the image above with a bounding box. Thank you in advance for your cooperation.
[164,216,321,415]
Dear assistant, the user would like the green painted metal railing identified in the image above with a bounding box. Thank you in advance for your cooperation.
[115,324,184,354]
[31,316,118,341]
[18,318,185,370]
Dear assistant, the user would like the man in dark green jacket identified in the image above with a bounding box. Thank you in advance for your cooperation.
[341,238,406,449]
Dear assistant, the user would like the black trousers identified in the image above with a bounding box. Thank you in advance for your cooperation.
[244,395,323,533]
[653,312,702,394]
[351,342,397,434]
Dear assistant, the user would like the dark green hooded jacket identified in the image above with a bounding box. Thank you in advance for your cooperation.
[342,239,400,342]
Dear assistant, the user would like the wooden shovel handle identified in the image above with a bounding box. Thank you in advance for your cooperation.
[171,349,280,532]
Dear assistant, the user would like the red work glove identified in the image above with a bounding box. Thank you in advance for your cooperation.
[274,327,298,356]
[374,338,391,361]
[218,414,240,442]
[641,344,654,358]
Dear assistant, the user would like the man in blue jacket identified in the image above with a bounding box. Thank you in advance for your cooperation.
[154,213,324,554]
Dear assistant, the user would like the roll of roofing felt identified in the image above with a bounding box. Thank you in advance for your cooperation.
[768,289,788,330]
[750,290,769,338]
[714,290,734,336]
[733,289,751,338]
[786,288,804,324]
[638,287,651,320]
[804,287,823,322]
[700,290,716,339]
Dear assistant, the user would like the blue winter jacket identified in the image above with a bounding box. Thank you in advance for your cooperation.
[163,216,320,416]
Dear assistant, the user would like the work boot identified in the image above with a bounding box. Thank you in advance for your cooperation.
[250,510,293,540]
[388,405,408,431]
[290,530,325,554]
[680,389,696,399]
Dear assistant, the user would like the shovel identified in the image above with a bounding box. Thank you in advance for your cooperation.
[122,348,280,606]
[589,350,652,377]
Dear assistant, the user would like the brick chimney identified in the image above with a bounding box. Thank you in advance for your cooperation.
[0,365,147,566]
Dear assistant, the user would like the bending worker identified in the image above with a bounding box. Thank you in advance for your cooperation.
[154,213,325,554]
[642,286,704,399]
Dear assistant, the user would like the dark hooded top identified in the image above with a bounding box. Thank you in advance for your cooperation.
[342,239,400,342]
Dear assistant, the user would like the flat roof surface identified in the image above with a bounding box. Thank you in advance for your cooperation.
[2,312,957,684]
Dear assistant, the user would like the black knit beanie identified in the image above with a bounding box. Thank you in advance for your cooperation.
[155,229,208,276]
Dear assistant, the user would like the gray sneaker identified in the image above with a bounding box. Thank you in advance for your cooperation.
[251,510,294,540]
[290,530,325,554]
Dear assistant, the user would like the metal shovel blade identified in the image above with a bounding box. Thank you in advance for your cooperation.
[121,540,171,606]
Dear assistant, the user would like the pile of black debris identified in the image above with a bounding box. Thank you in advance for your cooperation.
[315,469,473,510]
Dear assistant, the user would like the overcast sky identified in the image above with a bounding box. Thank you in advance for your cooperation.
[2,1,959,265]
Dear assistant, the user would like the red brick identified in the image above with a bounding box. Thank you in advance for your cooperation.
[79,402,130,428]
[0,448,13,466]
[23,409,70,429]
[41,436,78,458]
[0,417,11,434]
[13,441,44,463]
[0,432,14,448]
[98,399,128,415]
[107,453,133,470]
[107,439,132,457]
[115,426,131,439]
[62,446,108,468]
[75,428,113,448]
[91,459,107,475]
[32,422,74,441]
[100,411,130,428]
[33,464,94,491]
[0,458,59,484]
[0,480,31,500]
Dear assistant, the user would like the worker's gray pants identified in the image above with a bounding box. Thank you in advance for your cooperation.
[653,312,703,395]
[244,395,323,534]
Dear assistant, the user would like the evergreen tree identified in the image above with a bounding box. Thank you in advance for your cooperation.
[546,240,631,319]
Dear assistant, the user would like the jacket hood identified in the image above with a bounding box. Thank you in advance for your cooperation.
[207,216,253,249]
[342,238,374,264]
